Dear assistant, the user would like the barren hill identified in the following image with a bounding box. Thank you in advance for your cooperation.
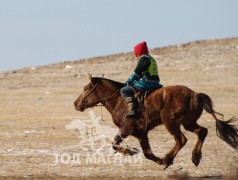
[0,37,238,179]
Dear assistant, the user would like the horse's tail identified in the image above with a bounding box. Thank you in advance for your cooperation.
[196,93,238,150]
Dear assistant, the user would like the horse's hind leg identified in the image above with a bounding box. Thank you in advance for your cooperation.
[183,122,208,166]
[163,124,187,169]
[138,133,163,165]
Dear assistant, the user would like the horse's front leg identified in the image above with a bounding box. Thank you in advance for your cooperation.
[112,132,139,155]
[138,133,163,165]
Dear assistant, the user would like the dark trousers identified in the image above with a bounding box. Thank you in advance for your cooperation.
[120,86,140,99]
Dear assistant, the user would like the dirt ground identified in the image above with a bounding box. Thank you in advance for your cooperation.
[0,37,238,179]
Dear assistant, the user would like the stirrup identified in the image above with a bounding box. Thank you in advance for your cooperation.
[125,110,136,118]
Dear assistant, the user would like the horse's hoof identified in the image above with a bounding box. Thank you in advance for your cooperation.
[131,147,140,154]
[163,155,174,169]
[163,163,173,170]
[125,147,140,155]
[192,152,202,166]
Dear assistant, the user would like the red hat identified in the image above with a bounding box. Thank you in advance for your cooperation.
[134,41,149,57]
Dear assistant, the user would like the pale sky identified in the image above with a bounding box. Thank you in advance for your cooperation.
[0,0,238,71]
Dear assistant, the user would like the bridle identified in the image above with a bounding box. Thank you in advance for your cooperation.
[80,84,98,104]
[79,81,148,134]
[79,83,120,107]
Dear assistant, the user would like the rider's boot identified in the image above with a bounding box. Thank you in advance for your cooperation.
[124,97,137,118]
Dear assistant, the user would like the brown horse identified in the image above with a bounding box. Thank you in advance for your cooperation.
[74,76,238,169]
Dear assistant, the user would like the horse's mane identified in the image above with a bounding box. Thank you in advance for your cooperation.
[92,77,125,89]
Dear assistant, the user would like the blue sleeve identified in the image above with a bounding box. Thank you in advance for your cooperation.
[126,72,140,86]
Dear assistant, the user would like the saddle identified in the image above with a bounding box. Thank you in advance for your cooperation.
[133,90,154,113]
[136,90,153,102]
[133,85,163,114]
[133,83,163,103]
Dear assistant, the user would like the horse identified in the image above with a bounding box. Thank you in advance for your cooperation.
[74,75,238,169]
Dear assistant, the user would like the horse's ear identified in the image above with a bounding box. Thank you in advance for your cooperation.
[88,74,98,84]
[91,77,99,85]
[88,73,92,81]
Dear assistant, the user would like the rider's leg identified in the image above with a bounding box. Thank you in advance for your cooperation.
[120,86,137,118]
[120,86,135,99]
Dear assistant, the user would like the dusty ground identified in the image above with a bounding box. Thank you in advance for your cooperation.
[0,37,238,179]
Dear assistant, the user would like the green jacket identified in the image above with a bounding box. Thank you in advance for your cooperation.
[126,55,163,90]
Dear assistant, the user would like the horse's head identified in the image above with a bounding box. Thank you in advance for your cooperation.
[74,75,101,112]
[74,76,124,112]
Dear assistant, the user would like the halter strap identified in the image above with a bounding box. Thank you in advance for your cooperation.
[80,83,120,106]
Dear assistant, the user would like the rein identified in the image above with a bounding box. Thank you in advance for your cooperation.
[80,81,148,134]
[80,84,98,103]
[80,83,120,106]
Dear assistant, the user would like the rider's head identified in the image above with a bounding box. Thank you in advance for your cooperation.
[134,41,149,58]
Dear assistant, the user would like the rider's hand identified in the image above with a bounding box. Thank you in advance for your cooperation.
[126,80,132,86]
[126,72,140,86]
